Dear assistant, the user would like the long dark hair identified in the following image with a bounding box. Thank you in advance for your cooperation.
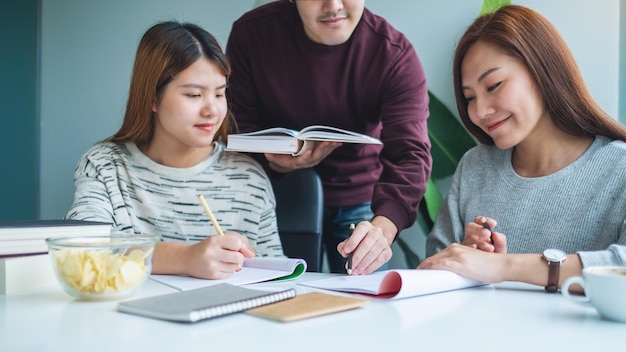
[108,21,232,146]
[453,5,626,144]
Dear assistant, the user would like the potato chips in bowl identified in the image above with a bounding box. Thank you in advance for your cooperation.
[46,234,159,300]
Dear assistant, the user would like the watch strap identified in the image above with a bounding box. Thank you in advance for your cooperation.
[545,260,560,293]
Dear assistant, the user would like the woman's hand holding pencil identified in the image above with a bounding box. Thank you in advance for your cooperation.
[183,234,255,279]
[197,194,255,255]
[461,216,507,254]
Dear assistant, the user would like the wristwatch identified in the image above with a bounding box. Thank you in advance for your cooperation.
[542,249,567,293]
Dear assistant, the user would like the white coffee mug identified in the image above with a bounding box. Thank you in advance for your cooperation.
[561,266,626,323]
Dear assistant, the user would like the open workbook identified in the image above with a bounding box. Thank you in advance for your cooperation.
[150,257,307,291]
[299,269,486,300]
[226,125,382,156]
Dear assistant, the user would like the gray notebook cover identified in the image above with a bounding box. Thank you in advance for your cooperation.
[117,283,296,323]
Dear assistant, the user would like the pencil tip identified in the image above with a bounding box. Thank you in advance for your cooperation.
[347,269,352,275]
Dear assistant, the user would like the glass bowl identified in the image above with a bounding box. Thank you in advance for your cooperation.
[45,234,159,300]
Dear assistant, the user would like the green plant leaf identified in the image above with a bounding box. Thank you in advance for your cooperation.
[423,178,443,221]
[421,91,476,228]
[480,0,512,16]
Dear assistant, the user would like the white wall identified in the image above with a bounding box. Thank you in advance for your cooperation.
[520,0,619,118]
[40,1,621,267]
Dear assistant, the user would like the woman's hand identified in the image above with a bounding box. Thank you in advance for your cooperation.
[418,243,510,283]
[461,216,507,253]
[183,232,255,280]
[265,141,342,172]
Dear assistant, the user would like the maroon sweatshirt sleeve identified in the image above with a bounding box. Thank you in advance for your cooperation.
[371,29,431,232]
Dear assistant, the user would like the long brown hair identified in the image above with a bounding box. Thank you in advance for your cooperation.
[453,5,626,145]
[108,21,232,146]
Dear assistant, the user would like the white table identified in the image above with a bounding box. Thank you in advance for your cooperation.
[1,273,623,352]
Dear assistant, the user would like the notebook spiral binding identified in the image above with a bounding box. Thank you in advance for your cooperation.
[190,289,296,322]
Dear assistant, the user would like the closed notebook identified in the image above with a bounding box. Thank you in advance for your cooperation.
[117,283,296,323]
[246,291,368,322]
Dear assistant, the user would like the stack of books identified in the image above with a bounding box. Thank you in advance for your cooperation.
[0,219,112,294]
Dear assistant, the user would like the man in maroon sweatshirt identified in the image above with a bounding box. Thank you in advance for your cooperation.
[227,0,432,274]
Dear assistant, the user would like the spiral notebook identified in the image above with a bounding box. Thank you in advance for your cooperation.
[117,283,296,323]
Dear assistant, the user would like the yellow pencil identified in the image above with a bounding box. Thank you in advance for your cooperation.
[197,194,225,236]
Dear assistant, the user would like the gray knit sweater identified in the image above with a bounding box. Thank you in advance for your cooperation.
[426,136,626,267]
[66,142,284,257]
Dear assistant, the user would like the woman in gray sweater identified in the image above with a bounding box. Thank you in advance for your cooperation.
[420,5,626,291]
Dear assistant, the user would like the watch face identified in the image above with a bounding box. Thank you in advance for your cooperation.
[543,249,567,261]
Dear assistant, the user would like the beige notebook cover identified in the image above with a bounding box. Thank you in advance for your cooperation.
[246,291,368,322]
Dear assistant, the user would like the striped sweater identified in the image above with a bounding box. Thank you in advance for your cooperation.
[66,141,284,257]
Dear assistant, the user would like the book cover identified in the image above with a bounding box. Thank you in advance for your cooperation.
[0,220,112,256]
[246,291,368,322]
[117,283,296,323]
[150,257,307,291]
[226,125,382,156]
[299,269,486,300]
[0,254,57,294]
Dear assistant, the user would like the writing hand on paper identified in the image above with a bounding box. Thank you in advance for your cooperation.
[265,141,342,172]
[184,232,255,280]
[461,216,507,253]
[418,243,508,284]
[337,219,394,275]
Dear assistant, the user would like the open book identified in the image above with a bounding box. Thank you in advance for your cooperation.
[226,125,382,156]
[118,283,296,323]
[150,257,307,291]
[299,269,486,300]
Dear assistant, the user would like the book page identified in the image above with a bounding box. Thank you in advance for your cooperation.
[226,125,380,154]
[150,257,307,291]
[236,127,300,137]
[243,257,306,274]
[299,269,486,300]
[298,125,382,144]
